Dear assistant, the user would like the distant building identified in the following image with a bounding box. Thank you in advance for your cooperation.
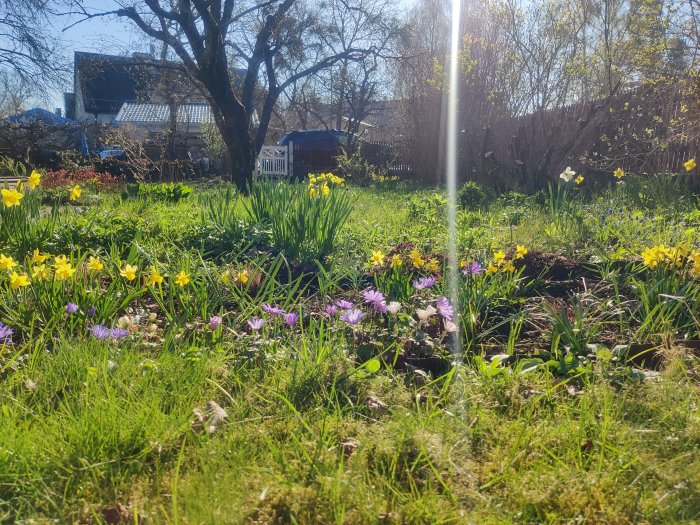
[65,51,200,123]
[114,101,215,134]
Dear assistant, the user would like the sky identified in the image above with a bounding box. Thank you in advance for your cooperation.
[40,0,417,113]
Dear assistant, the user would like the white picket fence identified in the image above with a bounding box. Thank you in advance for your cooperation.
[256,142,293,178]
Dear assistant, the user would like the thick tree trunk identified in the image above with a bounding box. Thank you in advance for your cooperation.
[200,67,254,191]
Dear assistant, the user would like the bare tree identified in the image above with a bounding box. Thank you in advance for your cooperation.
[68,0,395,190]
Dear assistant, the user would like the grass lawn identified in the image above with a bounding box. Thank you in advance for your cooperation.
[1,175,699,523]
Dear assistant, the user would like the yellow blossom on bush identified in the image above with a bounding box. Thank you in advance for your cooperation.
[684,158,696,171]
[614,168,625,179]
[55,262,76,281]
[410,250,425,268]
[426,258,440,273]
[9,271,30,289]
[1,188,23,208]
[236,269,249,284]
[69,185,81,201]
[175,271,190,287]
[27,170,41,189]
[31,264,51,281]
[145,267,164,287]
[0,254,17,270]
[120,264,138,282]
[369,251,385,266]
[32,249,49,263]
[53,255,68,268]
[86,256,104,272]
[493,250,506,265]
[515,245,528,259]
[390,254,403,268]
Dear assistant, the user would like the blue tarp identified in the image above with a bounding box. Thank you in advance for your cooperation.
[6,108,90,155]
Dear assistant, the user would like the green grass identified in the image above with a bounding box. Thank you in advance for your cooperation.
[1,176,700,522]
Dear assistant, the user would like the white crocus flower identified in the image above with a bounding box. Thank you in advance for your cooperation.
[416,305,437,322]
[387,301,402,315]
[560,166,576,182]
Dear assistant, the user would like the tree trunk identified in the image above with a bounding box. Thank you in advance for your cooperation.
[199,66,254,191]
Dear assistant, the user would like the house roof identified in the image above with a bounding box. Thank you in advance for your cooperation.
[7,108,78,127]
[115,102,214,125]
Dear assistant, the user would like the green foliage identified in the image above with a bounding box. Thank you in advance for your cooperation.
[123,182,193,202]
[458,180,487,209]
[334,148,385,186]
[244,178,354,264]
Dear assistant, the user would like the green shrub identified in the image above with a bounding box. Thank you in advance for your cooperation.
[335,148,386,186]
[244,177,353,264]
[458,181,486,209]
[122,182,192,202]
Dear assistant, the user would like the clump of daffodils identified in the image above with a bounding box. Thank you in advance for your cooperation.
[485,245,528,274]
[640,243,700,276]
[307,172,344,198]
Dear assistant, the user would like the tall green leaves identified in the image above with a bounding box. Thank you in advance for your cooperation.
[244,178,354,264]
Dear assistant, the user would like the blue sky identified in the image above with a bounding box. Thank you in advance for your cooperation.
[42,0,417,112]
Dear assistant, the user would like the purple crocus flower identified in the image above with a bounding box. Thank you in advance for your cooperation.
[90,324,111,340]
[261,303,285,316]
[283,312,299,326]
[324,304,338,317]
[247,317,265,331]
[66,302,79,315]
[363,289,388,312]
[435,296,454,321]
[339,308,366,325]
[90,324,130,340]
[413,276,437,290]
[109,327,129,339]
[209,315,222,331]
[88,306,97,318]
[462,261,483,276]
[335,299,354,310]
[0,322,13,345]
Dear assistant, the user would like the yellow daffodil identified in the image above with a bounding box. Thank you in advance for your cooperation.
[9,271,30,289]
[485,262,498,275]
[53,255,68,268]
[390,254,403,268]
[320,183,330,196]
[575,175,584,184]
[236,269,249,284]
[86,256,104,272]
[120,264,138,282]
[410,250,425,268]
[689,251,700,268]
[0,254,17,270]
[503,260,516,273]
[31,249,49,263]
[145,267,164,287]
[641,246,663,268]
[515,245,528,259]
[175,270,190,287]
[684,158,696,171]
[31,264,51,281]
[1,188,23,208]
[369,250,385,266]
[220,269,231,285]
[493,250,506,265]
[27,170,41,189]
[309,186,318,198]
[426,258,440,272]
[69,184,81,201]
[614,167,625,179]
[54,262,76,280]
